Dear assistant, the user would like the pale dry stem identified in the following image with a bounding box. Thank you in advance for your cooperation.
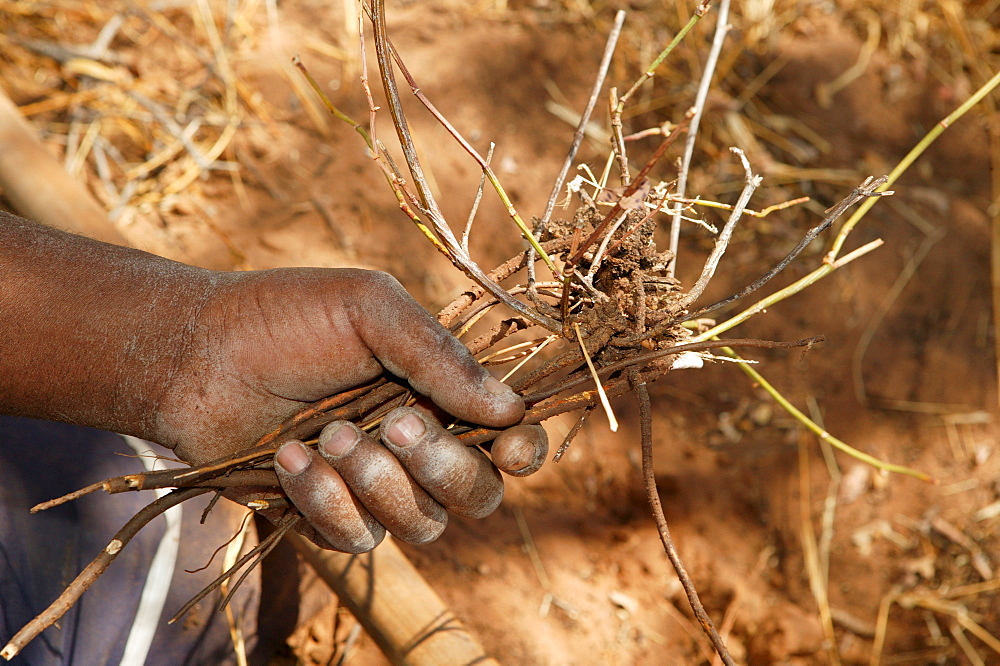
[680,147,760,307]
[668,0,732,274]
[797,433,842,666]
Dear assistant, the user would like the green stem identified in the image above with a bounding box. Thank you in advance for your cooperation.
[826,68,1000,260]
[616,4,711,112]
[484,167,560,275]
[693,266,826,341]
[685,69,1000,485]
[719,346,934,482]
[292,56,373,151]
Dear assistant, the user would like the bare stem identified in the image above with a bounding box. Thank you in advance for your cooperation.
[523,336,823,403]
[686,176,891,324]
[668,0,732,277]
[462,143,494,253]
[552,406,594,462]
[365,0,558,275]
[530,9,625,290]
[539,10,625,228]
[369,0,559,332]
[680,147,760,307]
[826,68,1000,261]
[719,345,934,482]
[568,114,691,267]
[1,488,209,661]
[631,372,734,665]
[615,2,712,112]
[170,512,301,623]
[214,513,301,613]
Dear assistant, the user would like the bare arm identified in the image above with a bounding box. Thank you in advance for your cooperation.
[0,210,215,436]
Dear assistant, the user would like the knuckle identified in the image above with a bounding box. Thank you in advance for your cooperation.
[354,269,405,295]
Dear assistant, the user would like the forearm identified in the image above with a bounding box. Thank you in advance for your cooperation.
[0,210,216,441]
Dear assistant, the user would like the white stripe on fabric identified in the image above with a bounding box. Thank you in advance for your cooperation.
[118,435,183,666]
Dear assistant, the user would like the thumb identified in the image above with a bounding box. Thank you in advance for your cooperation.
[341,270,524,428]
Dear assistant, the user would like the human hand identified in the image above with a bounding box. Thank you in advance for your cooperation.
[156,268,548,552]
[0,215,545,551]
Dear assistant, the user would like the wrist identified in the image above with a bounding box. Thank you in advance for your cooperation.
[117,267,219,445]
[0,211,218,442]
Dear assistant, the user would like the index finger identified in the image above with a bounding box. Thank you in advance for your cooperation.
[342,270,524,428]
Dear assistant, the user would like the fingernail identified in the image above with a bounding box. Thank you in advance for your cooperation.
[276,441,310,475]
[506,456,531,472]
[484,376,514,398]
[386,413,425,447]
[492,441,535,476]
[321,423,359,457]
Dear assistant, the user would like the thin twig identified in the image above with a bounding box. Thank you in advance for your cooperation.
[668,0,732,277]
[631,372,734,665]
[719,345,933,482]
[539,10,625,230]
[1,488,209,661]
[462,143,494,253]
[607,3,711,184]
[523,336,823,403]
[568,114,691,267]
[608,87,631,184]
[530,9,625,290]
[369,2,437,217]
[585,210,630,280]
[215,513,301,612]
[30,480,106,512]
[552,406,594,462]
[615,3,711,111]
[684,176,891,323]
[680,147,760,307]
[170,512,301,623]
[665,194,810,218]
[365,0,558,274]
[826,69,1000,262]
[187,509,255,573]
[369,0,560,332]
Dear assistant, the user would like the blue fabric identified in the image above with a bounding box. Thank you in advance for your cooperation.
[0,417,265,666]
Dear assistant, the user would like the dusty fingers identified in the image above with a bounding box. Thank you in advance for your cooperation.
[275,409,549,553]
[317,421,448,544]
[274,440,385,553]
[379,407,505,519]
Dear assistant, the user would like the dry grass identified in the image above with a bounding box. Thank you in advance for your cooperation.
[0,1,274,234]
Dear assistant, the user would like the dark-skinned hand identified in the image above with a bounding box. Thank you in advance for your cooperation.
[0,211,548,553]
[159,269,549,552]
